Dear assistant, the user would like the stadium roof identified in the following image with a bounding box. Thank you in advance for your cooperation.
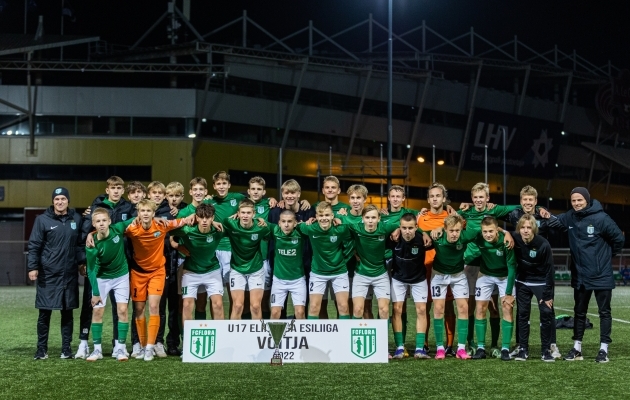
[0,34,99,57]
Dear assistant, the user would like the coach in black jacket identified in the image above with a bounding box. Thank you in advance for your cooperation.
[28,187,84,360]
[557,187,625,363]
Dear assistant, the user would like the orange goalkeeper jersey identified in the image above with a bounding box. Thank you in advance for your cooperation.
[125,219,187,273]
[417,210,449,266]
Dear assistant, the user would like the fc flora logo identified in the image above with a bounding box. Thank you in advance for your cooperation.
[351,327,376,359]
[190,329,216,359]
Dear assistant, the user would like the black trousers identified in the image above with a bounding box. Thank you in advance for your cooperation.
[37,309,73,351]
[516,282,555,354]
[78,278,119,341]
[515,285,557,345]
[156,273,181,347]
[573,286,612,344]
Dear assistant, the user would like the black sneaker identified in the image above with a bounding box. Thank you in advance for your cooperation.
[60,348,74,359]
[445,346,457,357]
[514,349,528,361]
[595,350,609,363]
[563,348,583,361]
[34,348,48,360]
[541,350,555,362]
[167,346,182,356]
[501,349,512,361]
[472,348,486,360]
[423,345,431,355]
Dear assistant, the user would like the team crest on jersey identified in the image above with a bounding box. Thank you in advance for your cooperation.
[529,249,537,258]
[122,213,128,221]
[154,232,161,238]
[351,328,377,359]
[411,247,419,255]
[113,235,120,244]
[70,222,76,230]
[230,199,237,207]
[378,236,385,241]
[330,236,338,243]
[207,236,214,243]
[291,238,299,245]
[251,234,258,241]
[257,206,264,214]
[190,329,216,359]
[587,225,594,234]
[456,244,463,250]
[496,250,503,256]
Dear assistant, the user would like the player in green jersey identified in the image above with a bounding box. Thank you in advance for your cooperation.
[222,199,271,320]
[269,210,307,319]
[349,205,400,320]
[171,203,225,326]
[84,208,134,362]
[470,216,517,361]
[429,214,478,360]
[298,202,352,319]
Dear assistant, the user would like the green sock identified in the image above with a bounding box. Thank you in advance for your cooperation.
[416,333,426,349]
[501,319,514,350]
[457,318,469,346]
[352,315,362,319]
[394,332,404,347]
[401,312,408,345]
[308,315,319,320]
[91,322,103,345]
[195,311,206,320]
[262,311,271,319]
[434,318,444,347]
[475,319,487,349]
[117,322,129,345]
[339,315,350,319]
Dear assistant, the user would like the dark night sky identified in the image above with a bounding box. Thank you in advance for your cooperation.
[1,0,629,69]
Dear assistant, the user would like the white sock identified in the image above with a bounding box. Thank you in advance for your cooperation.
[457,344,466,350]
[574,340,582,352]
[437,345,445,351]
[94,343,102,352]
[397,345,404,350]
[117,340,126,348]
[80,339,88,347]
[146,344,154,351]
[600,343,609,353]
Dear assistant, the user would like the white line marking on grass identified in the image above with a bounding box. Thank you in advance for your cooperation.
[553,306,630,324]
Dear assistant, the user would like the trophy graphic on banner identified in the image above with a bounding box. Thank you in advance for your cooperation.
[261,319,295,366]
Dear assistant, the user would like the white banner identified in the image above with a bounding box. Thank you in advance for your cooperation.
[182,319,389,363]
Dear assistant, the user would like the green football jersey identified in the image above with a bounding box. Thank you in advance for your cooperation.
[314,201,351,216]
[176,203,197,218]
[86,220,133,296]
[206,192,247,251]
[297,223,351,276]
[339,211,363,263]
[270,224,305,281]
[349,221,400,277]
[432,228,478,275]
[459,204,519,264]
[170,225,224,274]
[253,197,272,259]
[473,231,517,295]
[381,207,418,259]
[223,218,270,275]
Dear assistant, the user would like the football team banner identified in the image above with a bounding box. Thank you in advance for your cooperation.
[182,319,389,363]
[465,108,563,178]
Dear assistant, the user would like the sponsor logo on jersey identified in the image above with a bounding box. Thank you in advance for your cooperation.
[291,238,299,245]
[351,328,377,359]
[122,213,128,221]
[330,235,337,243]
[70,222,77,230]
[378,236,385,241]
[207,236,213,243]
[496,250,503,256]
[154,232,161,238]
[230,199,237,207]
[411,247,419,255]
[251,234,258,241]
[113,235,120,244]
[529,249,537,258]
[190,329,216,359]
[587,225,594,234]
[257,206,264,214]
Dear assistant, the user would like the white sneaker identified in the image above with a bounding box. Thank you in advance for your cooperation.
[509,346,521,358]
[86,349,103,362]
[111,344,129,358]
[115,348,128,362]
[134,347,145,359]
[75,343,89,360]
[154,343,167,358]
[550,344,562,359]
[144,347,155,361]
[131,343,142,358]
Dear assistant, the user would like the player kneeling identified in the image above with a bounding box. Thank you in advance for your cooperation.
[269,210,307,319]
[171,204,226,326]
[85,208,133,361]
[390,213,431,359]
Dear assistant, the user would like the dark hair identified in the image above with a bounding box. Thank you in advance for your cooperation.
[196,203,215,219]
[400,213,417,223]
[481,216,499,227]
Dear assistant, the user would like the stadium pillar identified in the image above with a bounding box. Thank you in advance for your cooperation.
[386,0,393,190]
[455,61,483,181]
[345,68,373,167]
[404,72,432,172]
[517,66,530,115]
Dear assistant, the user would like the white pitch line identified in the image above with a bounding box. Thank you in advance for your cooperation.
[552,306,630,324]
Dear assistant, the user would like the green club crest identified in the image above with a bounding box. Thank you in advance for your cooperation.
[257,206,265,214]
[411,247,419,255]
[351,328,376,359]
[207,236,214,243]
[330,235,337,243]
[190,329,216,359]
[112,235,120,244]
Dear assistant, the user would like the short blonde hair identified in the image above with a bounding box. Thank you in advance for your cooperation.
[189,177,207,189]
[137,199,158,211]
[106,176,124,187]
[281,179,301,193]
[388,185,405,196]
[323,176,340,188]
[471,182,489,197]
[249,176,266,189]
[428,182,449,203]
[362,204,379,216]
[516,214,539,236]
[520,185,538,199]
[165,182,184,196]
[347,184,368,199]
[213,171,230,183]
[91,207,111,221]
[238,198,255,210]
[315,202,332,214]
[443,214,465,229]
[147,181,166,194]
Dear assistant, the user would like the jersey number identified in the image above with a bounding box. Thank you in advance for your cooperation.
[230,278,235,288]
[431,286,441,298]
[475,287,481,297]
[271,294,275,303]
[309,282,314,292]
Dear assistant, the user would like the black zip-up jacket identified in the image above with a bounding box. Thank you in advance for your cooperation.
[512,232,554,301]
[504,207,566,238]
[557,199,625,290]
[27,207,83,310]
[388,233,427,284]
